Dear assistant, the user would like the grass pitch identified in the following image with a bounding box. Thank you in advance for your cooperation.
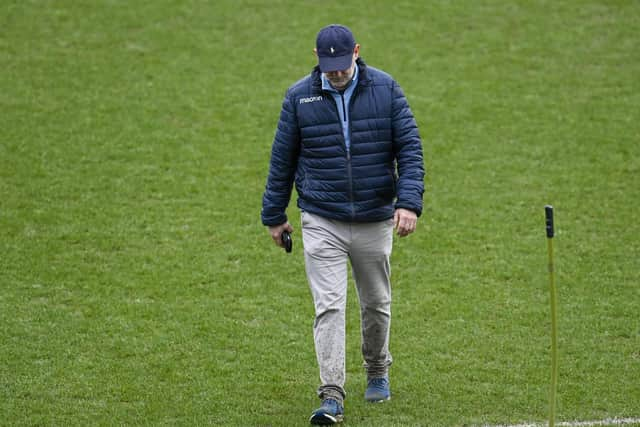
[1,1,639,426]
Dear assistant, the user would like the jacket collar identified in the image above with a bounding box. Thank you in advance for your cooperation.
[311,58,370,93]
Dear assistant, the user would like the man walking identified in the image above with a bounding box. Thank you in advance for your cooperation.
[261,24,425,425]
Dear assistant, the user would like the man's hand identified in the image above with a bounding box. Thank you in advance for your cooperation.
[268,222,294,248]
[394,208,418,237]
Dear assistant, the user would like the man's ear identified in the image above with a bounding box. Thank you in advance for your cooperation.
[354,44,360,59]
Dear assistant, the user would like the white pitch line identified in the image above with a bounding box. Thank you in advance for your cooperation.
[480,417,640,427]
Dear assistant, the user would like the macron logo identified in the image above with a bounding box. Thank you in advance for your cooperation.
[299,96,323,104]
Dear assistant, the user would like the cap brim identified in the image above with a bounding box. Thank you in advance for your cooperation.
[318,54,353,73]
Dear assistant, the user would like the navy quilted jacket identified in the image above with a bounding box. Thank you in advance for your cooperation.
[261,59,424,226]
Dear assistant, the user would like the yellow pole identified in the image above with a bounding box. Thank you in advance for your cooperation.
[547,238,557,427]
[545,205,557,427]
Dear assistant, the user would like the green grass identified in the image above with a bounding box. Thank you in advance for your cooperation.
[1,1,639,426]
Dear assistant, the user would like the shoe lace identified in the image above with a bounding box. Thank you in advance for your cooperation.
[322,398,342,410]
[368,377,388,389]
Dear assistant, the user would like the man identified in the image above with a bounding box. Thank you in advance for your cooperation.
[261,24,424,425]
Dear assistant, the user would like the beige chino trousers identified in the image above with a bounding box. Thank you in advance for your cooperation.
[301,211,394,402]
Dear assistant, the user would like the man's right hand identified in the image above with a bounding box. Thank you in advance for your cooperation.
[268,222,293,248]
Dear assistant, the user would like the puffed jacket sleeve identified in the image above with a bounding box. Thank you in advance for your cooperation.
[261,90,300,226]
[391,82,425,216]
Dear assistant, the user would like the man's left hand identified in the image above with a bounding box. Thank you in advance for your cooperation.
[394,208,418,237]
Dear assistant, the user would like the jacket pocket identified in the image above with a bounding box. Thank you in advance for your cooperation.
[385,167,397,198]
[296,175,308,197]
[374,169,397,201]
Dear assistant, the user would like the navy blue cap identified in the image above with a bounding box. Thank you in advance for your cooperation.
[316,24,356,72]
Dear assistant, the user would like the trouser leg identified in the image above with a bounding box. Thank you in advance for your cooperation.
[350,219,394,378]
[301,212,349,401]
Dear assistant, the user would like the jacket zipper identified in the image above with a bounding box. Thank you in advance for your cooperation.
[325,88,357,220]
[339,92,356,219]
[340,93,348,123]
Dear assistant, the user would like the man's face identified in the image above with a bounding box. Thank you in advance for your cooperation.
[325,59,356,90]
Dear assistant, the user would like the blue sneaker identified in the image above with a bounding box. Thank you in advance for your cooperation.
[309,398,344,425]
[365,377,391,402]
